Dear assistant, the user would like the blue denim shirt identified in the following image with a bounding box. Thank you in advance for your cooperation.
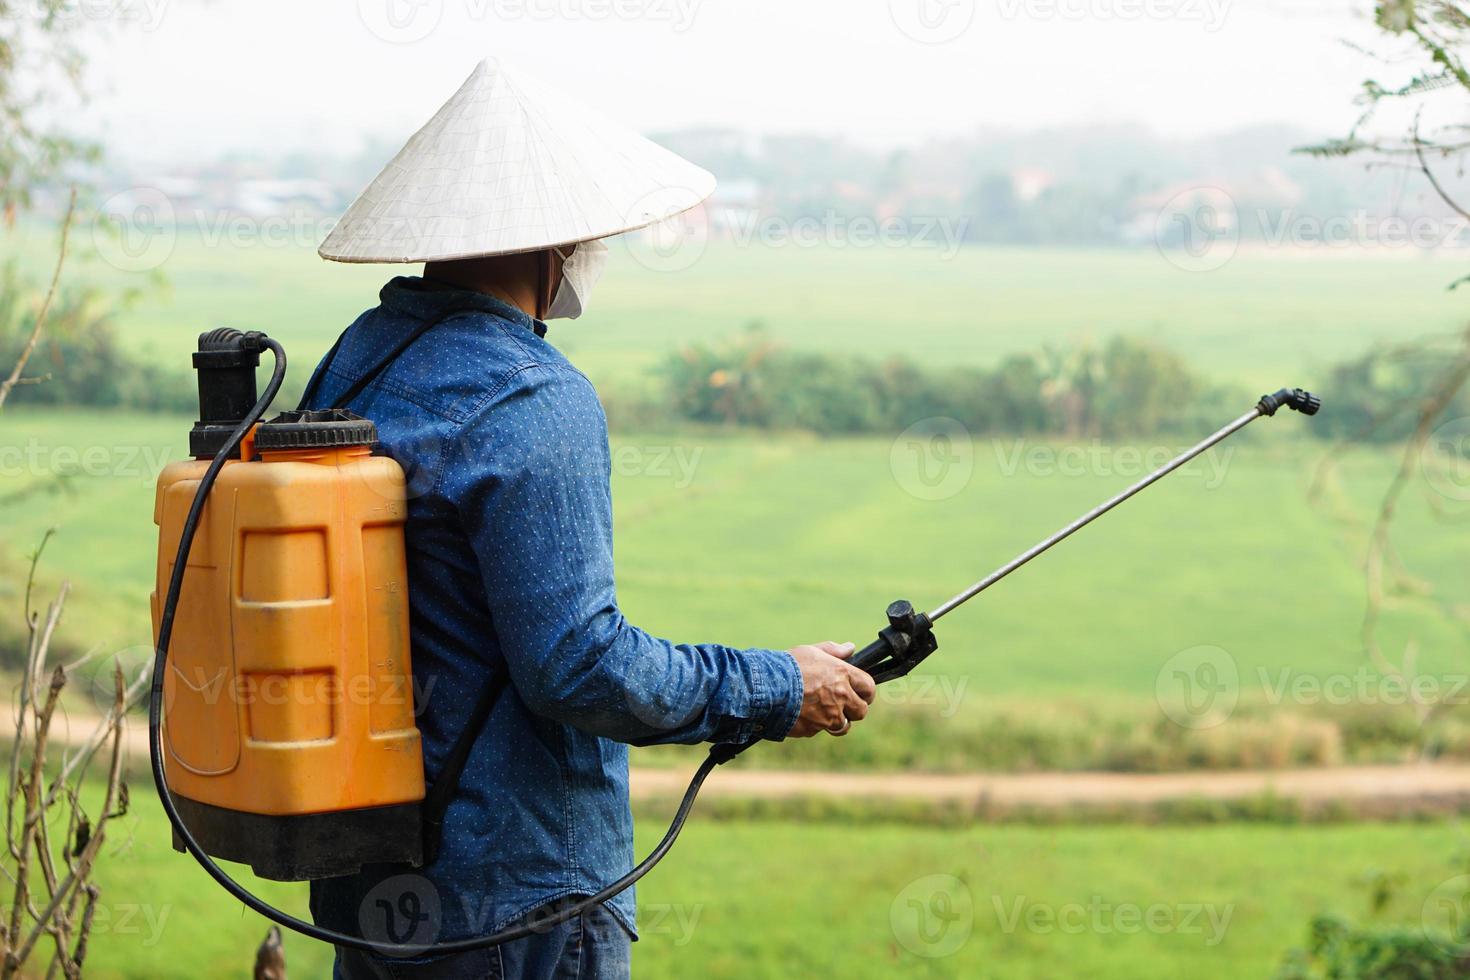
[306,277,803,946]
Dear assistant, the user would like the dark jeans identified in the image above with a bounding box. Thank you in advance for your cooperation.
[334,896,633,980]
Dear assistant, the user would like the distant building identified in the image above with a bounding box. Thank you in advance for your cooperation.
[231,178,337,217]
[1011,167,1056,203]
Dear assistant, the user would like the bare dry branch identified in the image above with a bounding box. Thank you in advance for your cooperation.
[1412,114,1470,222]
[47,663,147,809]
[67,885,98,979]
[0,188,76,413]
[6,666,65,975]
[11,665,127,969]
[2,536,129,977]
[1359,332,1470,691]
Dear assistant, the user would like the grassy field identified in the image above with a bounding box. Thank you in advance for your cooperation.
[15,227,1470,390]
[7,234,1463,690]
[6,239,1470,772]
[71,783,1470,979]
[4,409,1462,702]
[4,238,1467,975]
[4,404,1468,772]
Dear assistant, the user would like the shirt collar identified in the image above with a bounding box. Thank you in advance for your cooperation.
[378,276,548,338]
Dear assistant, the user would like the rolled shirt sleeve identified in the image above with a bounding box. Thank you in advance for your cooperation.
[443,363,804,746]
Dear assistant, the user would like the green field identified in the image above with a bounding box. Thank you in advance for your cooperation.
[2,408,1462,694]
[5,238,1469,976]
[5,405,1467,774]
[18,228,1470,390]
[4,240,1469,770]
[74,786,1470,979]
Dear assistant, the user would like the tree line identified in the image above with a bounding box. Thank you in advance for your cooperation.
[6,307,1467,446]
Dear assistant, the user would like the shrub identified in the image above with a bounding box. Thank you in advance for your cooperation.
[1312,340,1470,445]
[0,291,194,413]
[661,327,1229,438]
[1276,914,1470,979]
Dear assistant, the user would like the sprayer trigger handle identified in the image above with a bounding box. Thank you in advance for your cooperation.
[847,599,939,682]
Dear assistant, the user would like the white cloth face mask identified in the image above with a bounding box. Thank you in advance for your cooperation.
[545,240,609,320]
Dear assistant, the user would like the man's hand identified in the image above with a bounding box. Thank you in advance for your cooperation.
[786,642,876,738]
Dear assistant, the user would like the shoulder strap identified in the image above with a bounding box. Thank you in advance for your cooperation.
[420,671,509,865]
[294,329,347,411]
[296,315,444,412]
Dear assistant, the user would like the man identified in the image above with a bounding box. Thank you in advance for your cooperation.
[305,60,877,979]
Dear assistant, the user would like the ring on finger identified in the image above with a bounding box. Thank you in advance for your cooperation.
[829,718,851,735]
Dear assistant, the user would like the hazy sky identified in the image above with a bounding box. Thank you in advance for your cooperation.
[76,0,1383,165]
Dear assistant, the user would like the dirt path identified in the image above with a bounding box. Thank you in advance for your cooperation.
[67,713,1470,807]
[628,763,1470,806]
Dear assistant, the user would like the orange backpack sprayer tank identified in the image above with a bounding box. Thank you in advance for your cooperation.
[150,326,1321,956]
[152,329,425,878]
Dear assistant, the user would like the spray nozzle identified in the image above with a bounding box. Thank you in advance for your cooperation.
[1257,387,1321,417]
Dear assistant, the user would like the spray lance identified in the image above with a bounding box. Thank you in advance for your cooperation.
[150,330,1319,955]
[709,384,1321,763]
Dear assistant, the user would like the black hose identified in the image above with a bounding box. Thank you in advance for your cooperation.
[150,338,720,956]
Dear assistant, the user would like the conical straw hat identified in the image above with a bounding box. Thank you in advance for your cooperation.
[319,59,716,263]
